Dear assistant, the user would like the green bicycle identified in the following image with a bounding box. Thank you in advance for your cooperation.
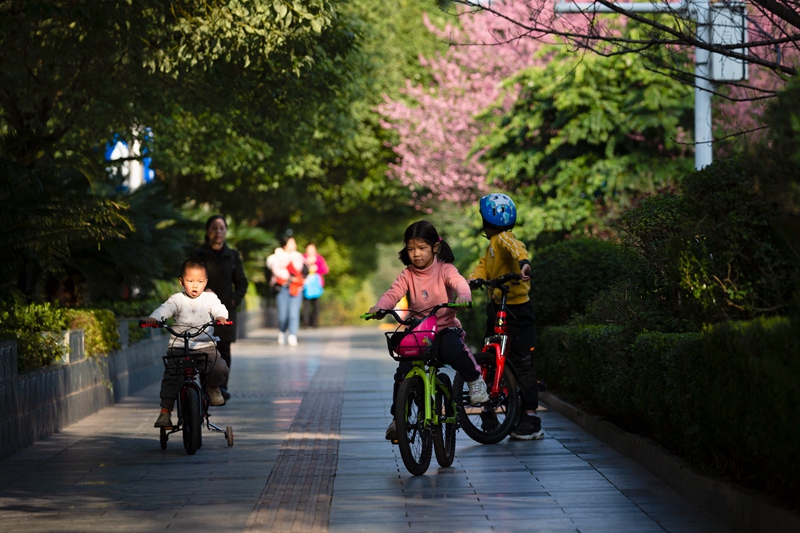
[361,302,468,476]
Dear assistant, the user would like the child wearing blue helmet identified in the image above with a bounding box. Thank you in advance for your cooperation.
[468,193,543,440]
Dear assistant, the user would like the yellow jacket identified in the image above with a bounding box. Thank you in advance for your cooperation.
[469,231,531,305]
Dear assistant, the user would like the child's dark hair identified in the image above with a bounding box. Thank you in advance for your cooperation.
[180,258,207,278]
[398,220,455,266]
[204,215,227,243]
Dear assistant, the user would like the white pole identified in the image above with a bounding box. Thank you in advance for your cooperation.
[693,0,714,169]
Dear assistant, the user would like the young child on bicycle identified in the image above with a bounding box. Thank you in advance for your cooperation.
[369,220,489,441]
[469,193,544,440]
[144,259,230,428]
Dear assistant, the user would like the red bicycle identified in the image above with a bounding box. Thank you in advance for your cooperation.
[453,273,522,444]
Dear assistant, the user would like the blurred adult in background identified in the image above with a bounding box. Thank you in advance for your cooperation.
[266,232,305,346]
[192,215,248,399]
[302,243,329,328]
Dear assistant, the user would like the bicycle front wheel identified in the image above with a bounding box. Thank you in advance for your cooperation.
[395,376,432,476]
[454,362,520,445]
[182,388,203,455]
[433,373,456,468]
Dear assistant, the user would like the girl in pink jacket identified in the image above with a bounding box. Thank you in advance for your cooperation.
[369,220,488,442]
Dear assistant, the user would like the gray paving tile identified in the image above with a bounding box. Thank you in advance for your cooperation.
[0,327,739,533]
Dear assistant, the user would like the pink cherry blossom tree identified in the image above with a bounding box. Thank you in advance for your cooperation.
[377,1,558,209]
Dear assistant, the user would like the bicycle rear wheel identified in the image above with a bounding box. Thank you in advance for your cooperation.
[454,360,520,445]
[182,388,203,455]
[433,373,456,468]
[395,376,432,476]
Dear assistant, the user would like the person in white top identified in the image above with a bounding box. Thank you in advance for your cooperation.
[266,232,306,346]
[144,259,230,428]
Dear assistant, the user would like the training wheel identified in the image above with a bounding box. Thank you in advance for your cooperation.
[226,425,234,447]
[159,428,168,450]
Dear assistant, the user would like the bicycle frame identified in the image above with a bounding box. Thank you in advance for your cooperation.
[402,358,457,432]
[480,274,515,399]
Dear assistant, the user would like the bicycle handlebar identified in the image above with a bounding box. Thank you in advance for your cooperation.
[469,273,522,291]
[360,302,470,325]
[138,319,233,339]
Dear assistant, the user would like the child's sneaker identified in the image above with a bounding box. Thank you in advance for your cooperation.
[510,414,544,440]
[278,332,286,345]
[287,334,298,346]
[154,411,173,428]
[467,378,490,405]
[385,419,398,442]
[207,387,226,406]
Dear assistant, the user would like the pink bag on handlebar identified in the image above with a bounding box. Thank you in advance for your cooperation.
[390,315,438,357]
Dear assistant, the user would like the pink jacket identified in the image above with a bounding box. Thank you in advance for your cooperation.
[375,258,471,329]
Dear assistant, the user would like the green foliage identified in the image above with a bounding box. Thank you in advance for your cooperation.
[66,182,195,302]
[62,308,121,356]
[0,302,67,371]
[530,238,644,327]
[476,38,693,239]
[0,154,132,300]
[575,278,692,333]
[615,158,797,325]
[538,317,800,509]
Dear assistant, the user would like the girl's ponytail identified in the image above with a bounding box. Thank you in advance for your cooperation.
[436,238,455,264]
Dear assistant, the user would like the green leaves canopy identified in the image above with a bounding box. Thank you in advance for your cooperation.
[476,41,694,239]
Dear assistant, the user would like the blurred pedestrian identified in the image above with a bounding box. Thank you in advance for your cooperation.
[266,232,305,346]
[302,243,328,328]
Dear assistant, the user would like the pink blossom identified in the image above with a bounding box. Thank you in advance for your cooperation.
[377,1,555,208]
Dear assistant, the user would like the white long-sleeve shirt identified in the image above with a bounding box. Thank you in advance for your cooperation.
[149,291,229,350]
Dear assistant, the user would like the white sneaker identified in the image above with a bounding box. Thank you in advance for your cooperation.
[278,332,286,345]
[467,378,489,405]
[287,334,298,346]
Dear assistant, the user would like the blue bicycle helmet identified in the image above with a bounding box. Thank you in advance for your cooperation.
[480,193,517,230]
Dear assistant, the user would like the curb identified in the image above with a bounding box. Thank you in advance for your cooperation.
[540,391,800,533]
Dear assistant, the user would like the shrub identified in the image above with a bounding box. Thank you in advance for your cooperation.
[531,238,644,327]
[0,302,67,371]
[62,308,121,356]
[615,158,797,326]
[538,316,800,509]
[574,278,692,333]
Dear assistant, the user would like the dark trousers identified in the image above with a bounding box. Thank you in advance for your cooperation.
[486,300,539,412]
[303,297,320,328]
[391,327,480,414]
[217,339,232,388]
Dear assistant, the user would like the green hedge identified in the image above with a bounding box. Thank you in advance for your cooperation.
[62,308,121,356]
[539,317,800,508]
[0,302,68,372]
[530,238,643,327]
[0,303,121,371]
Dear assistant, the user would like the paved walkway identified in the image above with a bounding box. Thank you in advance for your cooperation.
[0,327,732,533]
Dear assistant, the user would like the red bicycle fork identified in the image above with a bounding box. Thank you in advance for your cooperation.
[481,339,508,396]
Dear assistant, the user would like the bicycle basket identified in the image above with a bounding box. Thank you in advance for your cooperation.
[385,315,438,360]
[162,349,209,376]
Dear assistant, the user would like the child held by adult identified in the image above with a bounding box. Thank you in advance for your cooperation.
[144,259,229,428]
[469,193,544,440]
[369,220,489,441]
[266,232,306,346]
